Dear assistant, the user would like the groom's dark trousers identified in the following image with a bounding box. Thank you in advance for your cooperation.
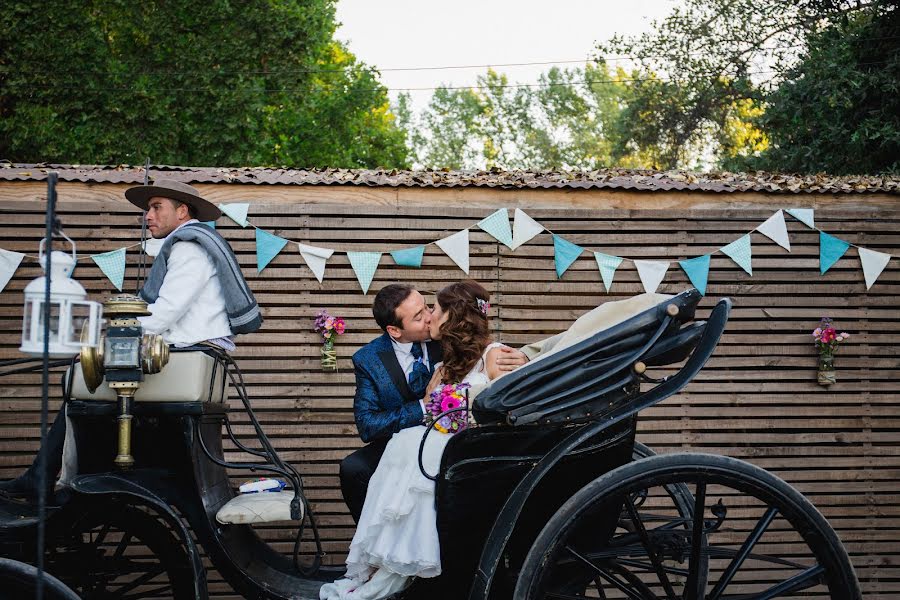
[340,333,441,523]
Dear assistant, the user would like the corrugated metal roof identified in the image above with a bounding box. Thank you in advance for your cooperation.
[1,162,897,194]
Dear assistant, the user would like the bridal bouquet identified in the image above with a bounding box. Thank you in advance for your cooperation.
[314,309,346,371]
[424,382,471,434]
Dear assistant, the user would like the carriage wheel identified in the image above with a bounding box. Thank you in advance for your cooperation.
[45,502,195,599]
[515,453,861,600]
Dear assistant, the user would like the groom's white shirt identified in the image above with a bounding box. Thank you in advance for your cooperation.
[390,339,432,412]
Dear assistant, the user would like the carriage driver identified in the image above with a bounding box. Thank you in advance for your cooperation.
[0,179,262,500]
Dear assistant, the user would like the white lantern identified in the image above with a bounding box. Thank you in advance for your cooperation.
[20,237,103,358]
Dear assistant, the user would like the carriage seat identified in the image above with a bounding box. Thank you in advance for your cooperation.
[66,351,228,403]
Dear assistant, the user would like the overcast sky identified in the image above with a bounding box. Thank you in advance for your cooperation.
[335,0,682,109]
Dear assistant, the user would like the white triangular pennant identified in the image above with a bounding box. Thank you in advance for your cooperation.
[511,209,544,250]
[297,243,334,283]
[858,247,891,290]
[756,210,791,251]
[0,248,25,294]
[634,260,670,294]
[435,229,470,274]
[219,203,250,227]
[786,208,815,229]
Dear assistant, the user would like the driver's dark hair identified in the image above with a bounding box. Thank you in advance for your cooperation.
[373,284,415,331]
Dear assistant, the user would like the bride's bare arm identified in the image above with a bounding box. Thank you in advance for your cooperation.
[485,347,507,381]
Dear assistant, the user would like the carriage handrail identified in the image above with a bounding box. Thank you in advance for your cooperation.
[418,405,471,481]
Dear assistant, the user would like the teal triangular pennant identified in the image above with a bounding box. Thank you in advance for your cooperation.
[347,251,382,294]
[553,235,584,278]
[255,228,288,272]
[478,209,513,249]
[679,254,711,296]
[91,248,126,291]
[820,232,850,274]
[720,234,753,275]
[593,252,624,292]
[786,208,815,229]
[202,221,216,229]
[390,246,425,268]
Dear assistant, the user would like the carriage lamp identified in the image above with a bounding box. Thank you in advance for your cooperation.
[20,238,102,358]
[79,294,169,469]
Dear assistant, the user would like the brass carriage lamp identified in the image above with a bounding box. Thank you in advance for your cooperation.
[19,237,103,358]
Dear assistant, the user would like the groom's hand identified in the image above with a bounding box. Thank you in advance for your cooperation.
[495,346,528,372]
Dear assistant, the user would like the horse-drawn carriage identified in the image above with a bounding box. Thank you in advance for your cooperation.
[1,286,860,599]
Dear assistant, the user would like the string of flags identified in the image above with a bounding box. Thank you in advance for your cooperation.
[0,205,893,296]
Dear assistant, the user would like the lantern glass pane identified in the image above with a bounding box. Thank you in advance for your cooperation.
[105,337,141,368]
[35,300,62,343]
[68,301,93,345]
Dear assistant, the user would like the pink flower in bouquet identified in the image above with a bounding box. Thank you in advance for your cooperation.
[813,328,823,338]
[813,318,849,358]
[335,318,346,335]
[441,396,462,412]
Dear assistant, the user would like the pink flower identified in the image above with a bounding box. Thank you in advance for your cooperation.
[821,328,836,343]
[813,328,822,338]
[441,396,462,412]
[335,319,346,335]
[840,332,849,339]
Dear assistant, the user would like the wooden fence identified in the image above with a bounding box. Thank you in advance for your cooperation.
[1,181,898,598]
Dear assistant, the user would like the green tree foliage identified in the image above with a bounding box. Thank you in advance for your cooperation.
[735,8,900,174]
[403,64,664,170]
[0,1,409,168]
[597,0,895,172]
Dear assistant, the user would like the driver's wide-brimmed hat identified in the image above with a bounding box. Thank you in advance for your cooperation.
[125,179,221,221]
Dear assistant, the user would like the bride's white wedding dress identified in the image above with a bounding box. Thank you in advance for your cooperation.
[320,343,503,600]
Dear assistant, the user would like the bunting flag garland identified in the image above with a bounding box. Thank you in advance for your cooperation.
[553,235,584,278]
[347,251,382,294]
[297,243,334,283]
[635,260,670,294]
[390,246,425,268]
[756,209,791,251]
[786,208,815,229]
[511,208,544,250]
[679,254,711,296]
[720,234,753,275]
[219,203,250,227]
[91,248,127,291]
[858,247,891,290]
[0,206,895,297]
[255,228,288,272]
[593,252,623,292]
[0,248,25,294]
[819,232,850,274]
[478,209,514,248]
[436,230,470,274]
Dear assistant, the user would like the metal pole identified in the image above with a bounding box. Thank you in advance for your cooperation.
[36,172,59,600]
[135,158,150,294]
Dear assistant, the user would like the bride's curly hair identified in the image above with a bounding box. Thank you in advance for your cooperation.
[436,280,491,384]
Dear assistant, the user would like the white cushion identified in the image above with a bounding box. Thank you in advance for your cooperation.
[67,351,228,402]
[215,491,303,524]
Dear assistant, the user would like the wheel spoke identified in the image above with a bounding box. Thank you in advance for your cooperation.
[112,532,134,560]
[563,546,652,600]
[755,564,826,600]
[624,495,679,600]
[110,566,169,597]
[682,481,707,600]
[708,507,778,600]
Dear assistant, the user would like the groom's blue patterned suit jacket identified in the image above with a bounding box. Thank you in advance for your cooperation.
[352,332,442,443]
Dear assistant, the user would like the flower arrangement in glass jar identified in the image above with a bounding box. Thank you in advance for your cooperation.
[813,317,849,386]
[424,382,471,434]
[314,309,346,371]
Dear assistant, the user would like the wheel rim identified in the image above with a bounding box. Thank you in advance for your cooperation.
[45,503,194,599]
[518,454,859,600]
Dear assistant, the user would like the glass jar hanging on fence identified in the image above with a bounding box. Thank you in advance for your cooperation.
[314,310,345,371]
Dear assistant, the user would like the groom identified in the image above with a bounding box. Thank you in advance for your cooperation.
[340,283,526,522]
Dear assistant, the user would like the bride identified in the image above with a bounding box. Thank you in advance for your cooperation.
[320,280,505,600]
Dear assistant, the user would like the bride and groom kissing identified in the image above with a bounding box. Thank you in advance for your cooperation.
[324,280,529,599]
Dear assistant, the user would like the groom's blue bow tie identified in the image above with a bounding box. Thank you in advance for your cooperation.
[408,343,430,399]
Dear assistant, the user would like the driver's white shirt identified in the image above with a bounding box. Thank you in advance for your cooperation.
[138,220,233,347]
